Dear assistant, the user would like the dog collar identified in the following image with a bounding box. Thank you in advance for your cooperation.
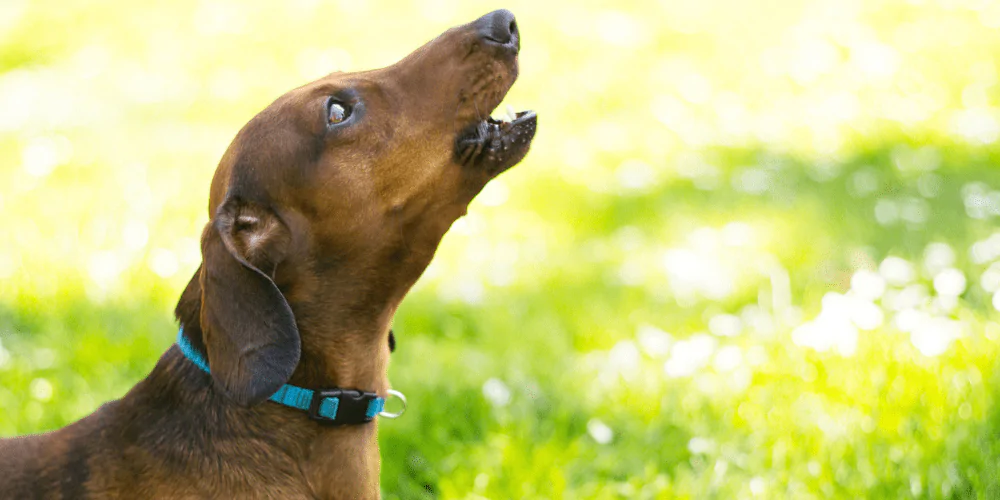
[176,329,405,425]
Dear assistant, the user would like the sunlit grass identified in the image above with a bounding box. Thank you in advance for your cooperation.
[3,0,1000,498]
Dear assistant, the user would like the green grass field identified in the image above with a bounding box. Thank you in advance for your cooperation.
[3,1,1000,498]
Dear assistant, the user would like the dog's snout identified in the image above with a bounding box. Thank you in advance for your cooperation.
[474,9,519,51]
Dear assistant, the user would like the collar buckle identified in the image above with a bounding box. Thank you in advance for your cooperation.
[308,388,381,425]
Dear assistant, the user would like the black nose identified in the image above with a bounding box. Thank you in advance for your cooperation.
[474,9,519,51]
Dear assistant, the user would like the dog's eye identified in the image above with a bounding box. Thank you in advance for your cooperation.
[328,100,351,124]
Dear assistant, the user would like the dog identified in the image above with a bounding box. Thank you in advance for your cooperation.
[0,9,536,499]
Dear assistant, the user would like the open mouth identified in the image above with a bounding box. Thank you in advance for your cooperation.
[455,105,537,176]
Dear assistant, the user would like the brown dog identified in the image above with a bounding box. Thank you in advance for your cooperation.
[0,9,535,499]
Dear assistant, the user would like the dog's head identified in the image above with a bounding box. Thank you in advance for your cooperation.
[186,10,537,406]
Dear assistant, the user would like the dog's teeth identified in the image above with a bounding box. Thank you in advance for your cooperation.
[505,105,517,122]
[489,111,511,125]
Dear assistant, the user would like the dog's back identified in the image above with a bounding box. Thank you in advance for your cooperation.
[0,417,101,499]
[0,433,46,495]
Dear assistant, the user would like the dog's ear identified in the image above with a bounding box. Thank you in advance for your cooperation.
[199,197,300,407]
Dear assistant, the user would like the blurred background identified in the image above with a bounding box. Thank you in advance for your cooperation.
[2,0,1000,497]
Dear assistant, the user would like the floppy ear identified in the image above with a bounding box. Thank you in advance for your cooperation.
[199,197,300,407]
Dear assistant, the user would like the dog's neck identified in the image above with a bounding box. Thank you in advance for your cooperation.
[172,266,389,497]
[174,266,395,396]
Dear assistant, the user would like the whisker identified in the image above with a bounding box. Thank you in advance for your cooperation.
[473,94,483,122]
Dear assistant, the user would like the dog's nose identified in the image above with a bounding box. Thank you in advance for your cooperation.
[474,9,519,51]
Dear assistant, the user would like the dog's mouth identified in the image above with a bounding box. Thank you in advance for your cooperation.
[455,106,537,176]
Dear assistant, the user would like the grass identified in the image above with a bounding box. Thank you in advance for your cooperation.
[5,147,1000,498]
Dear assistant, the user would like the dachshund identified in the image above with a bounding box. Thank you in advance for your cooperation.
[0,9,536,499]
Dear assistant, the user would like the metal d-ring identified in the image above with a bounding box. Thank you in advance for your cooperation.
[379,389,407,419]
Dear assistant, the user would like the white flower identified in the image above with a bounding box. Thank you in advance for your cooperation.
[910,317,963,357]
[851,269,886,300]
[791,292,882,356]
[709,314,742,337]
[878,256,916,286]
[636,325,672,357]
[482,378,511,407]
[713,346,743,372]
[923,243,955,276]
[980,262,1000,292]
[933,268,967,297]
[664,334,716,377]
[687,436,716,454]
[607,341,641,381]
[587,418,613,444]
[894,308,928,333]
[30,378,53,401]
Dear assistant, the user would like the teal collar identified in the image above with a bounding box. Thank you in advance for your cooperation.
[176,329,403,425]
